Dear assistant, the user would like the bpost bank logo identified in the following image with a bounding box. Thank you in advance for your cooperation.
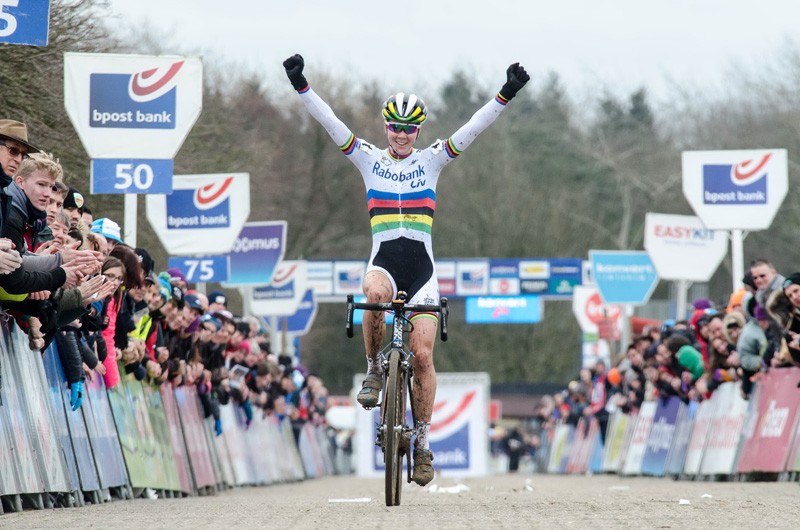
[89,61,184,129]
[166,177,233,230]
[703,153,770,205]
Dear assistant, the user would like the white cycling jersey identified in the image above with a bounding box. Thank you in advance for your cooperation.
[297,85,510,306]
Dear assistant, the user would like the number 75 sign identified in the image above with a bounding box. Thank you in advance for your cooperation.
[167,255,230,283]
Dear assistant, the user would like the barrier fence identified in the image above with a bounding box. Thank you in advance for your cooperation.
[541,368,800,481]
[0,322,334,515]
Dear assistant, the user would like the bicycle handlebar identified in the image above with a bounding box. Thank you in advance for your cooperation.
[345,294,449,342]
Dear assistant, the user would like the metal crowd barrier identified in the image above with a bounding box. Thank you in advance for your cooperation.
[539,368,800,481]
[0,321,334,515]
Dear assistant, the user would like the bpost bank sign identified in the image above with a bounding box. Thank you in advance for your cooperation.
[682,149,787,230]
[89,61,181,129]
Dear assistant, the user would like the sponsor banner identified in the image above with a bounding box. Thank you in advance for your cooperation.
[82,370,129,488]
[248,261,308,317]
[307,260,334,297]
[572,285,623,334]
[547,424,575,474]
[456,260,489,296]
[64,52,203,159]
[736,367,800,473]
[519,259,550,279]
[437,260,457,296]
[0,0,49,46]
[173,386,216,488]
[147,173,250,255]
[465,295,542,324]
[602,412,629,473]
[644,213,728,281]
[621,401,657,475]
[682,149,788,230]
[700,382,749,475]
[641,397,681,476]
[590,250,659,305]
[683,398,716,475]
[333,260,366,296]
[354,373,489,477]
[225,221,287,286]
[665,401,697,476]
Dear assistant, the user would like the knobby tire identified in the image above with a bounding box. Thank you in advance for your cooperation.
[384,349,405,506]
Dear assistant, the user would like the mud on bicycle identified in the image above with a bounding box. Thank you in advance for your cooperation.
[345,291,448,506]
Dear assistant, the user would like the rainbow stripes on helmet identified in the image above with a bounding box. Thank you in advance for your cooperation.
[382,92,427,125]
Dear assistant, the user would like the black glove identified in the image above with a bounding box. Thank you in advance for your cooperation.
[499,62,530,101]
[283,54,308,91]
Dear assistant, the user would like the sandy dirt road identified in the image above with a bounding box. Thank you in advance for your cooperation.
[2,474,798,529]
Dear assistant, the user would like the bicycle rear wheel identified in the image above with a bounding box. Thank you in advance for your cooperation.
[384,349,405,506]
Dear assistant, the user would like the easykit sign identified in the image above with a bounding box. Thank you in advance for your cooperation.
[682,149,788,230]
[644,213,727,282]
[146,173,249,255]
[64,53,203,193]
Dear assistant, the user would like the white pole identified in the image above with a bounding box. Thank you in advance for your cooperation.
[730,229,745,291]
[124,194,137,248]
[675,279,690,320]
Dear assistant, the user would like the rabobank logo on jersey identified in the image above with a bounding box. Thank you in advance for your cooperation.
[166,176,233,230]
[89,61,184,129]
[703,154,770,205]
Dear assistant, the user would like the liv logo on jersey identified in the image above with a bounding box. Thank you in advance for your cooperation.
[702,154,770,205]
[89,61,184,129]
[166,177,232,230]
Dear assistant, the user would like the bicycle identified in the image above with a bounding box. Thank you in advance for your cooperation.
[346,291,448,506]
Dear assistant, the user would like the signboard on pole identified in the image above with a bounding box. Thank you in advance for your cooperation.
[64,52,203,194]
[225,221,287,286]
[279,289,318,335]
[247,260,307,316]
[146,173,250,255]
[644,213,727,282]
[0,0,50,46]
[465,295,542,324]
[589,250,659,305]
[682,149,788,230]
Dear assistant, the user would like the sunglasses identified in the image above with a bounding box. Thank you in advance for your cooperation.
[387,123,419,135]
[1,142,29,160]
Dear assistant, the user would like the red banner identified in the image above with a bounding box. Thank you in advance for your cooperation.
[736,368,800,473]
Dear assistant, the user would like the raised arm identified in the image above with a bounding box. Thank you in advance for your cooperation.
[283,54,356,151]
[448,63,530,154]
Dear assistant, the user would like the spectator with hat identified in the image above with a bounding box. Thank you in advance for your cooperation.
[207,289,227,314]
[91,217,123,254]
[0,119,39,187]
[63,187,85,228]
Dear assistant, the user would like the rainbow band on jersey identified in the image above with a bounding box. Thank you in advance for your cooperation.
[444,138,462,159]
[367,188,436,235]
[494,92,509,106]
[409,312,439,322]
[339,133,357,155]
[297,85,310,94]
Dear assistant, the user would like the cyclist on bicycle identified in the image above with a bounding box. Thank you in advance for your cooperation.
[283,54,529,485]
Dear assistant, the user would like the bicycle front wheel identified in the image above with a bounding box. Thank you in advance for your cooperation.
[384,348,405,506]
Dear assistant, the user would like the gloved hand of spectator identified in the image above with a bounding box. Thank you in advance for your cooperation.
[214,418,223,436]
[70,381,84,411]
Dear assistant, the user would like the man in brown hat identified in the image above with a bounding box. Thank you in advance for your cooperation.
[0,119,40,187]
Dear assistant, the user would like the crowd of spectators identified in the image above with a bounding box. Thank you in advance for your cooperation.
[0,118,331,438]
[536,258,800,437]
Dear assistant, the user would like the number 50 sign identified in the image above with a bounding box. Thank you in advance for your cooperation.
[0,0,50,46]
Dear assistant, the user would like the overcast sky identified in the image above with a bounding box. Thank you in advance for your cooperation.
[105,0,800,103]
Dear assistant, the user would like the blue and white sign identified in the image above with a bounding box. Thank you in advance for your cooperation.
[248,260,307,316]
[167,255,229,283]
[0,0,49,46]
[146,173,250,255]
[225,221,287,286]
[682,149,788,230]
[280,289,317,335]
[465,295,542,324]
[91,158,172,194]
[64,53,202,160]
[590,250,659,305]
